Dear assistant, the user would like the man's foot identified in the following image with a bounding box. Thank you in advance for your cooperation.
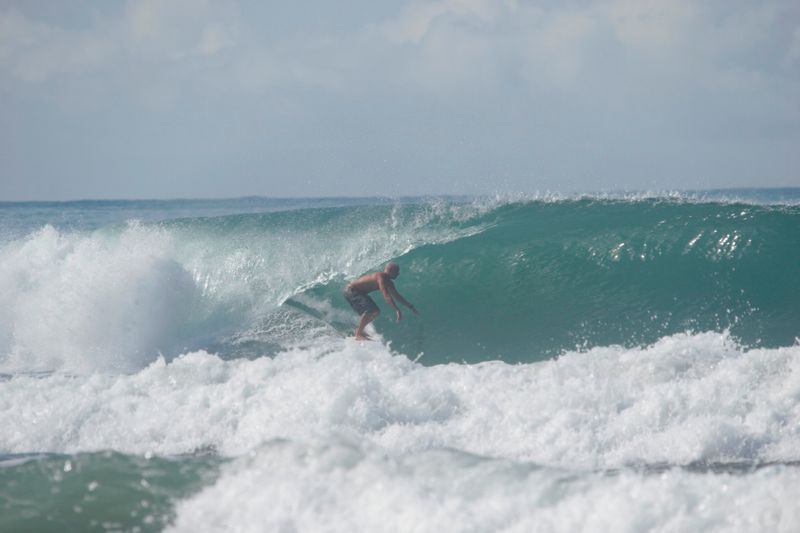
[354,332,372,341]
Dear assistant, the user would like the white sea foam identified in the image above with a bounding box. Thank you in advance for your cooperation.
[168,439,800,533]
[1,332,799,469]
[0,224,195,373]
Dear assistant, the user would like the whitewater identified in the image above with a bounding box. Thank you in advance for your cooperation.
[1,191,799,532]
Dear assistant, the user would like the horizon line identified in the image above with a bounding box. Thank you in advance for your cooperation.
[2,186,799,205]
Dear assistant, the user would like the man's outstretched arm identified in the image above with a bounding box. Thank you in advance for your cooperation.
[389,285,419,315]
[377,275,403,321]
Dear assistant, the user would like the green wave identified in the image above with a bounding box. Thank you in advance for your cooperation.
[300,199,800,363]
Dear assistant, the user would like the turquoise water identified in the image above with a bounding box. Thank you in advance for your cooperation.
[1,190,799,531]
[0,452,220,533]
[301,198,800,362]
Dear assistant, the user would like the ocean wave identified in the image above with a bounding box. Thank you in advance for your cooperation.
[0,202,487,372]
[0,198,797,370]
[300,199,800,361]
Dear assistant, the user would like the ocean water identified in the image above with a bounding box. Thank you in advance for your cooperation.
[1,190,799,532]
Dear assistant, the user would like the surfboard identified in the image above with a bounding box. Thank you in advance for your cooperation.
[281,296,391,344]
[281,296,352,338]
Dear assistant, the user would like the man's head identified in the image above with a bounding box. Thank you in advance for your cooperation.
[385,262,400,279]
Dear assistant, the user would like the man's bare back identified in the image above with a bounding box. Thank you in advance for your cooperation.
[344,262,419,340]
[346,272,385,294]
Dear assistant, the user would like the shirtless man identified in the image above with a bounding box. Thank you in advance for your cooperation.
[343,262,419,340]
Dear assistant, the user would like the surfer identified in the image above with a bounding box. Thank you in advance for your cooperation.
[344,262,419,340]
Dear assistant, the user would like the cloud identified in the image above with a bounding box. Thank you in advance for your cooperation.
[0,8,115,82]
[0,1,239,82]
[380,2,449,45]
[606,0,697,51]
[122,0,239,60]
[788,25,800,62]
[2,0,796,103]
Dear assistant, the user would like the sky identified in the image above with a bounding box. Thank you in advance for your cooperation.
[0,0,798,200]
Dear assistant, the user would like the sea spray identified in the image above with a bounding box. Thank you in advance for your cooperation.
[0,223,195,372]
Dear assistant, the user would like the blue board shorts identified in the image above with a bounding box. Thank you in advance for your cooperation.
[344,287,379,316]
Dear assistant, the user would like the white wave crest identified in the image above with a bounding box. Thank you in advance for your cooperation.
[0,224,195,372]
